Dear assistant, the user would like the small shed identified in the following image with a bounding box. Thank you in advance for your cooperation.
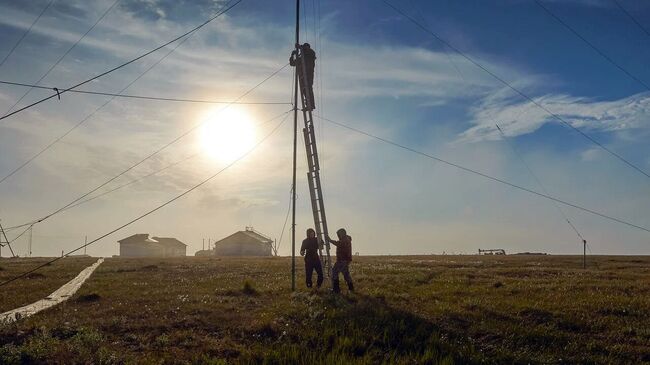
[213,227,273,256]
[118,234,187,257]
[194,249,214,257]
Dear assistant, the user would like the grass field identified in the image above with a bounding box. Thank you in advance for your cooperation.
[0,257,97,313]
[0,255,649,364]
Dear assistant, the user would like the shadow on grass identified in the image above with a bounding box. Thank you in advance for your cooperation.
[238,293,482,364]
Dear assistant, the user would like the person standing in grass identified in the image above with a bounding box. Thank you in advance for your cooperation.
[300,228,323,289]
[326,228,354,293]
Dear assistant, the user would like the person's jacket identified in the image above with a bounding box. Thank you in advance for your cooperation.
[331,235,352,262]
[300,237,320,262]
[289,46,316,68]
[301,47,316,69]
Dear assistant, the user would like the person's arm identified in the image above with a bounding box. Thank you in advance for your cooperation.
[300,240,306,256]
[326,235,339,246]
[289,51,297,66]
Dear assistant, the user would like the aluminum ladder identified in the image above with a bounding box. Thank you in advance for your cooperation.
[296,54,332,278]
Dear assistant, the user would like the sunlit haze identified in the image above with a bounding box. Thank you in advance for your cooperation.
[199,107,256,164]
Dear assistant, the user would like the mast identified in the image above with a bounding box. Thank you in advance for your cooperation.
[290,0,332,288]
[291,0,300,291]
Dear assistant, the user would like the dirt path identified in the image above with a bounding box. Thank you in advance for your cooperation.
[0,258,104,324]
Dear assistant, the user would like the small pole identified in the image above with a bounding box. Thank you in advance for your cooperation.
[84,235,87,255]
[202,238,205,251]
[0,220,6,258]
[0,220,16,258]
[583,239,586,269]
[29,226,33,257]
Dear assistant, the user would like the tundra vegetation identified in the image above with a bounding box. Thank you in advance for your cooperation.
[0,257,96,313]
[0,255,649,364]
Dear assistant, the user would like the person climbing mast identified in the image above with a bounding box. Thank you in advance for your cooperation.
[289,43,316,111]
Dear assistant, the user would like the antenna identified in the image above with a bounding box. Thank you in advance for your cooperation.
[28,226,33,257]
[0,220,17,258]
[289,0,332,290]
[291,0,300,292]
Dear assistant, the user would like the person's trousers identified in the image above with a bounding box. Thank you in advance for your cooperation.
[332,260,353,292]
[306,70,315,110]
[305,258,323,288]
[297,65,316,110]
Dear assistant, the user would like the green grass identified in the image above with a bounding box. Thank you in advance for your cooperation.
[0,255,649,364]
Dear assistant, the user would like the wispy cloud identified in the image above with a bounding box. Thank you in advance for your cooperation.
[459,91,650,142]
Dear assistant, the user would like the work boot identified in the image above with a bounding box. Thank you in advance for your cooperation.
[347,282,354,292]
[332,281,340,294]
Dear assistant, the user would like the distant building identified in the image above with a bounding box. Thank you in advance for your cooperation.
[212,227,273,256]
[118,234,187,257]
[194,250,214,257]
[478,248,506,255]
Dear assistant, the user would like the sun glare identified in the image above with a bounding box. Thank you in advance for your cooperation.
[199,107,256,163]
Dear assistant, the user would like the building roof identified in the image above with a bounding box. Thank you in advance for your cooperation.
[118,234,155,244]
[214,228,273,245]
[240,230,273,243]
[152,237,187,248]
[118,234,186,247]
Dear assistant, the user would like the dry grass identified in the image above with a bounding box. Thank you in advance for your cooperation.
[0,257,97,313]
[0,255,649,364]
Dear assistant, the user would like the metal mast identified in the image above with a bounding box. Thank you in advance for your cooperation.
[291,0,332,287]
[291,0,300,292]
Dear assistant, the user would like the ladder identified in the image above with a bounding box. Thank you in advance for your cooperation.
[296,53,332,277]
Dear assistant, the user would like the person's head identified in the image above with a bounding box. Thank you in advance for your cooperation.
[306,228,316,238]
[303,43,311,49]
[336,228,347,239]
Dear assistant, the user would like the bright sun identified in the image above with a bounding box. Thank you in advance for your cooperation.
[199,107,256,163]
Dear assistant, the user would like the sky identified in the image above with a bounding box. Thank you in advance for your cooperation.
[0,0,649,257]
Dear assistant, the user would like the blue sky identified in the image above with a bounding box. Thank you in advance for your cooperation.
[0,0,649,257]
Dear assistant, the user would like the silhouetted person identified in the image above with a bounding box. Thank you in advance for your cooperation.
[300,228,323,289]
[289,43,316,111]
[327,228,354,293]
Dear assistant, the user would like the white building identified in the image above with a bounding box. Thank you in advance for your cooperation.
[118,234,186,257]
